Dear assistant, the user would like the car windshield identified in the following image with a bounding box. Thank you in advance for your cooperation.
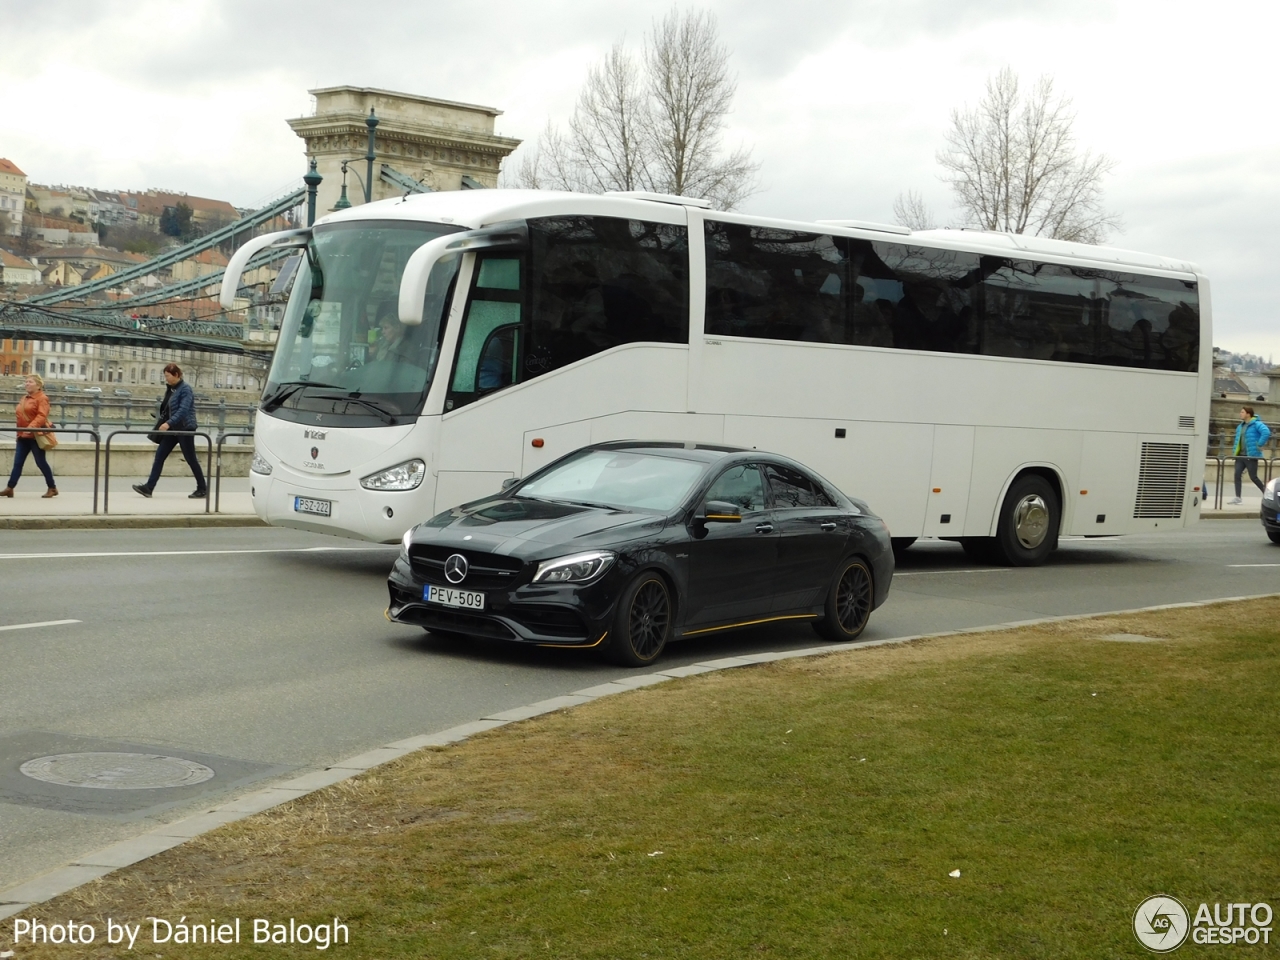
[263,220,463,424]
[518,449,707,512]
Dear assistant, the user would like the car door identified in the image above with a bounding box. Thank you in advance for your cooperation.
[682,463,779,629]
[764,462,849,613]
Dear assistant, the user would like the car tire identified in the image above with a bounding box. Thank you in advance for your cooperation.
[993,474,1060,566]
[812,556,874,643]
[604,572,673,667]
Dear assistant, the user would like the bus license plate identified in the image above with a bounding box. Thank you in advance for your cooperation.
[426,585,485,610]
[294,496,332,517]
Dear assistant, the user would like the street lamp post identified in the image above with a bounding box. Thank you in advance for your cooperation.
[303,158,322,226]
[364,108,379,204]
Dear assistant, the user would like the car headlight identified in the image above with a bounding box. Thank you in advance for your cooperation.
[399,529,413,562]
[361,459,426,491]
[533,550,616,584]
[1265,479,1279,502]
[250,452,273,475]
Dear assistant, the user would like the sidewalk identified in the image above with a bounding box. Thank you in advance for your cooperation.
[1200,476,1266,519]
[0,476,263,529]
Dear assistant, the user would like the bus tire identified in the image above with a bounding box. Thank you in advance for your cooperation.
[604,572,673,667]
[812,556,874,643]
[993,474,1060,566]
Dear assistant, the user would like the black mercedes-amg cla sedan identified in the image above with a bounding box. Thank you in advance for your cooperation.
[388,441,894,666]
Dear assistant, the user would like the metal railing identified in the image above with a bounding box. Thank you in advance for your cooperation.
[103,430,213,514]
[0,425,101,512]
[214,431,256,514]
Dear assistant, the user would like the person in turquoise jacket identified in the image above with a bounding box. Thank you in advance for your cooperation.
[1230,405,1272,503]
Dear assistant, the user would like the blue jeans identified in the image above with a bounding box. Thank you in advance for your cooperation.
[145,434,206,491]
[8,436,56,489]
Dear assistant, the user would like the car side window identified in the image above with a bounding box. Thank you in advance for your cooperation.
[764,464,836,508]
[705,464,768,512]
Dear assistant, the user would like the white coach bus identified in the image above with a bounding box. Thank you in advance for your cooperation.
[222,189,1209,565]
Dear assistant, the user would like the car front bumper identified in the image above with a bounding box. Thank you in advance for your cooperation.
[386,555,621,647]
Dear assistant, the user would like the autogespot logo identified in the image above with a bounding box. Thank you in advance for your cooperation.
[1134,895,1190,953]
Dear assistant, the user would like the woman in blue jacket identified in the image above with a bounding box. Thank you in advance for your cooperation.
[132,363,207,499]
[1230,405,1272,504]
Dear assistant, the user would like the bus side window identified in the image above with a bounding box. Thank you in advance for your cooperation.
[451,302,521,394]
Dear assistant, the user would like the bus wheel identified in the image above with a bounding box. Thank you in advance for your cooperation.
[813,557,873,643]
[605,573,673,666]
[994,475,1060,566]
[890,537,916,560]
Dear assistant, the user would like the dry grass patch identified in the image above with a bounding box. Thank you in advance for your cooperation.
[8,598,1279,959]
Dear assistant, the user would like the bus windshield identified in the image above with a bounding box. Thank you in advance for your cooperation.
[263,220,463,424]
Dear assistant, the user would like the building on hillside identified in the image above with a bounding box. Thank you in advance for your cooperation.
[170,246,229,281]
[0,337,33,377]
[0,249,40,286]
[35,245,149,282]
[288,86,521,214]
[0,159,27,236]
[41,260,84,287]
[121,190,238,231]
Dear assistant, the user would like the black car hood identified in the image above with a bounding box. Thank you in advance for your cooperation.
[415,497,667,556]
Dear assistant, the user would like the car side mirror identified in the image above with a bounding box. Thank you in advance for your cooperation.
[701,500,742,523]
[501,477,520,492]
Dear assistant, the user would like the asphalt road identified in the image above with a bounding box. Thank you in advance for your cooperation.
[1,519,1277,892]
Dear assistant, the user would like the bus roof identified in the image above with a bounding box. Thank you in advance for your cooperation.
[315,189,1201,278]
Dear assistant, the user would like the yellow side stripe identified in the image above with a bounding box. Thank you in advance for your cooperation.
[680,614,817,637]
[538,631,609,650]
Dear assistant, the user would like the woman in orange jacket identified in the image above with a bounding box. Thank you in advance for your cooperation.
[2,373,58,498]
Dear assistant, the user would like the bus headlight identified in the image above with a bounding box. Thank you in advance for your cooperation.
[250,452,273,475]
[533,551,616,584]
[361,459,426,491]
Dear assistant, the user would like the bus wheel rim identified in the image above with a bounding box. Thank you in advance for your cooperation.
[1013,494,1049,548]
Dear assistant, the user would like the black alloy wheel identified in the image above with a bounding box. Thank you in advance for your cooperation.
[605,573,673,666]
[814,557,873,642]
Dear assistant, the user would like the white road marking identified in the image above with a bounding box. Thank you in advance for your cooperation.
[0,547,395,561]
[0,619,82,633]
[894,568,1007,577]
[1227,563,1280,568]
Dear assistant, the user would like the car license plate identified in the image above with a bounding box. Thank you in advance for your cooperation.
[294,496,332,517]
[426,585,485,610]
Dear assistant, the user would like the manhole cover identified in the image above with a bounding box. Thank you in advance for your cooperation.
[19,752,216,790]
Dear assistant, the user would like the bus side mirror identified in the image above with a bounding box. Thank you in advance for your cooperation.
[399,221,529,325]
[219,228,310,309]
[700,501,742,523]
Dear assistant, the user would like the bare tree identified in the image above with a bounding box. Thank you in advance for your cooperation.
[509,9,758,209]
[938,67,1120,244]
[892,190,936,230]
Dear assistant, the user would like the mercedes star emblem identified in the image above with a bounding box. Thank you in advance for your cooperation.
[444,554,469,584]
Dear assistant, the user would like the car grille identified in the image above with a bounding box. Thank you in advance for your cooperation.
[409,545,525,590]
[510,605,588,640]
[396,604,517,641]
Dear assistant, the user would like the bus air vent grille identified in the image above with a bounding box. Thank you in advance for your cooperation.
[1134,442,1189,518]
[1177,416,1195,429]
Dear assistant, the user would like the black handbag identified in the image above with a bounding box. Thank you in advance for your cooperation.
[149,396,171,443]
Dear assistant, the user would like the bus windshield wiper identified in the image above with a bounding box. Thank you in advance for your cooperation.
[261,380,343,410]
[306,392,399,424]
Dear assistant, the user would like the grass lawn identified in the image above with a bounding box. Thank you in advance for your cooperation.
[7,599,1279,958]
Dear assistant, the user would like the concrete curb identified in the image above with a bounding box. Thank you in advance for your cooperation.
[0,514,267,531]
[3,589,1278,920]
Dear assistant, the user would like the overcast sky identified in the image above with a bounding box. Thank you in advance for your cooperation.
[3,0,1276,359]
